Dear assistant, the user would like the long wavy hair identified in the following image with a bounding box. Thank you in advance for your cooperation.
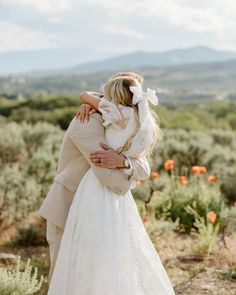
[103,75,162,157]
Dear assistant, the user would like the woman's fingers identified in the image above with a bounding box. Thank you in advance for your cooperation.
[76,104,96,123]
[80,108,86,123]
[84,105,91,122]
[79,106,87,123]
[76,106,84,120]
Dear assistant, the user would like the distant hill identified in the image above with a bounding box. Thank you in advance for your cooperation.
[69,46,236,75]
[1,59,236,103]
[1,46,236,76]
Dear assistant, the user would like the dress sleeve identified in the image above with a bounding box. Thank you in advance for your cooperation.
[98,97,129,129]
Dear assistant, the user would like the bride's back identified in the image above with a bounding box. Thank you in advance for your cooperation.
[103,103,139,151]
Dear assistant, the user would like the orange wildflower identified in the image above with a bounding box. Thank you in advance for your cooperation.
[192,166,207,173]
[179,176,188,185]
[209,211,217,223]
[136,180,142,186]
[192,166,201,173]
[151,171,160,179]
[142,215,149,222]
[199,166,207,173]
[208,175,217,182]
[164,159,174,170]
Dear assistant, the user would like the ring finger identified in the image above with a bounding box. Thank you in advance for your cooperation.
[84,107,91,122]
[79,108,86,122]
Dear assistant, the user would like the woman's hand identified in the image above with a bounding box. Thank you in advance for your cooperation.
[76,104,96,123]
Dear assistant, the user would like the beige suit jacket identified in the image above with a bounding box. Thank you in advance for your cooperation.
[39,114,150,229]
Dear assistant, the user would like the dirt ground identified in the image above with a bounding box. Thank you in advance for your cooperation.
[151,228,236,295]
[0,220,236,295]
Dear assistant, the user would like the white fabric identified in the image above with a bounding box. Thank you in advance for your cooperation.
[99,98,139,151]
[98,97,124,128]
[123,85,158,158]
[48,104,175,295]
[123,156,133,176]
[123,156,136,189]
[129,85,158,125]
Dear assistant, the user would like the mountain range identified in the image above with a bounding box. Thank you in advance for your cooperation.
[1,59,236,103]
[69,46,236,75]
[1,46,236,76]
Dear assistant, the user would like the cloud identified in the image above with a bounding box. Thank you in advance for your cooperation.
[75,0,236,52]
[102,25,149,41]
[0,0,236,56]
[0,21,61,52]
[86,0,236,35]
[1,0,72,14]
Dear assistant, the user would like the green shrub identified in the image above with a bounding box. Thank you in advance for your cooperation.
[0,122,63,229]
[13,225,47,247]
[220,171,236,204]
[186,207,220,253]
[220,206,236,236]
[0,257,43,295]
[151,128,236,200]
[10,107,76,130]
[155,174,224,231]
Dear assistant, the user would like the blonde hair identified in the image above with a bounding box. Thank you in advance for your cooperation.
[109,71,144,85]
[103,76,138,107]
[103,74,162,157]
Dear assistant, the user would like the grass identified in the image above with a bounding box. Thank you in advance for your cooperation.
[0,216,236,295]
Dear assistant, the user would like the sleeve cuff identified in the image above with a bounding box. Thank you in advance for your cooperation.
[123,156,134,178]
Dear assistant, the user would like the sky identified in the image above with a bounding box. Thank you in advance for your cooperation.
[0,0,236,62]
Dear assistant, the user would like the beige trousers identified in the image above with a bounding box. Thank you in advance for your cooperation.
[46,222,64,283]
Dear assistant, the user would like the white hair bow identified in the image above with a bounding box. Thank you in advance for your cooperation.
[123,84,159,158]
[129,85,159,106]
[129,84,158,125]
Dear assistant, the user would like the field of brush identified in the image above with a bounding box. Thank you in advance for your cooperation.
[0,69,236,294]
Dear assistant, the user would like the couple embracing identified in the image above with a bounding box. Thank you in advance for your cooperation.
[39,72,175,295]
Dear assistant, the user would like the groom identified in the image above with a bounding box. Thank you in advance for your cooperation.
[39,72,150,281]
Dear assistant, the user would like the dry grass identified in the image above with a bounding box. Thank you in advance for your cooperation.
[0,216,236,295]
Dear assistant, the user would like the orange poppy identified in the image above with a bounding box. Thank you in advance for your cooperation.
[192,166,201,173]
[142,215,149,222]
[192,166,207,173]
[164,159,174,170]
[199,166,207,173]
[150,171,160,179]
[208,175,217,182]
[209,211,217,223]
[179,176,188,185]
[136,180,142,186]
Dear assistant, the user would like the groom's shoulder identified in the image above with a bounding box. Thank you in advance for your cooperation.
[68,113,104,136]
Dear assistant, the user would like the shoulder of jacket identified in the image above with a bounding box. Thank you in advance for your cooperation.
[68,114,104,136]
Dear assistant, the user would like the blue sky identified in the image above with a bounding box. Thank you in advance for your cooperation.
[1,0,236,62]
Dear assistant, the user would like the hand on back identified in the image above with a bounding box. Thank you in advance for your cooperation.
[76,104,97,123]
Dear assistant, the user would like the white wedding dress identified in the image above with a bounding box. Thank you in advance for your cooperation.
[48,98,175,295]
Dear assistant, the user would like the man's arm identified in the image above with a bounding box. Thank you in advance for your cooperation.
[69,115,132,195]
[89,143,150,180]
[69,115,150,194]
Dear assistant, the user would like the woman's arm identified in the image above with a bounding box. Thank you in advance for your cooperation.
[80,91,102,110]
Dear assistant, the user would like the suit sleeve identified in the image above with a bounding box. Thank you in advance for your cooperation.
[69,116,131,195]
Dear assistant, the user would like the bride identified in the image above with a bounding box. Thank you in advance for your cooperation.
[48,74,176,295]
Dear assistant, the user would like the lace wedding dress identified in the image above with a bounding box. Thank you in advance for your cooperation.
[48,98,175,295]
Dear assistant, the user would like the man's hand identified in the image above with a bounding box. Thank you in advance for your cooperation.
[90,143,125,168]
[76,104,96,123]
